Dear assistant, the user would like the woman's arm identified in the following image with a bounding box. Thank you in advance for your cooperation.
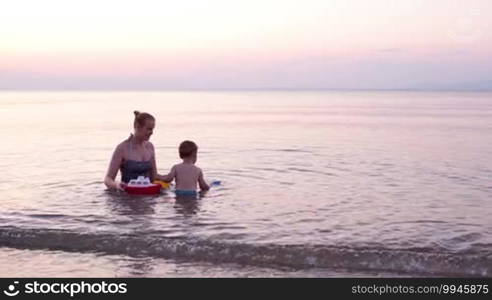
[104,144,126,190]
[149,143,159,181]
[148,142,170,182]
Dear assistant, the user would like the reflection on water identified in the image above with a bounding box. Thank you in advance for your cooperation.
[124,256,155,277]
[173,196,201,217]
[105,191,158,216]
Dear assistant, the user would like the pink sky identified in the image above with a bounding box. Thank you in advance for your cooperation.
[1,0,491,90]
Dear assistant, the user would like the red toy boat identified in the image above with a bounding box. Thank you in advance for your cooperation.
[124,176,161,195]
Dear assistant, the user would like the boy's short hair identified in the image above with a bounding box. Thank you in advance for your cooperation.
[179,140,198,158]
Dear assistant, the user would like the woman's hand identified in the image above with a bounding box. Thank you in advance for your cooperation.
[104,176,126,192]
[116,181,127,191]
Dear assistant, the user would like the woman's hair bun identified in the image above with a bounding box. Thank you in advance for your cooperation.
[133,111,154,127]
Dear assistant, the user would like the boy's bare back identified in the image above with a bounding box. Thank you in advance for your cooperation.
[171,163,204,190]
[158,140,210,192]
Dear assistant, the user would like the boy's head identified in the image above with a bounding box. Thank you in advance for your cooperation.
[179,140,198,159]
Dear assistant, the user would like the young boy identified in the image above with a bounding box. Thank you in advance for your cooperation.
[160,140,210,195]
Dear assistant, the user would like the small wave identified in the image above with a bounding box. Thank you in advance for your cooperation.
[27,214,66,219]
[239,148,314,153]
[386,220,448,226]
[287,167,336,176]
[39,182,77,189]
[277,149,313,153]
[0,227,490,277]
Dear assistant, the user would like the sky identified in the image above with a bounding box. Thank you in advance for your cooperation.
[1,0,491,90]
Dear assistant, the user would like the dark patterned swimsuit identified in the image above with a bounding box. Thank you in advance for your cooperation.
[120,137,152,183]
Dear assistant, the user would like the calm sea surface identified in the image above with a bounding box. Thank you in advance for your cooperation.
[0,91,491,277]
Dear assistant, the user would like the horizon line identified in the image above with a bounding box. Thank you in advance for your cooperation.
[1,88,492,92]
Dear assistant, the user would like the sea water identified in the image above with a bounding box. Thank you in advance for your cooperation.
[0,91,491,277]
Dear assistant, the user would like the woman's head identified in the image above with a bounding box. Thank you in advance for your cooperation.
[133,111,155,141]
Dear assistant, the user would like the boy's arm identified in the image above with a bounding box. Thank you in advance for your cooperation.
[198,169,210,191]
[158,165,176,183]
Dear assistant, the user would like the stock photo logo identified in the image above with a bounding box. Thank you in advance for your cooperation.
[3,281,20,297]
[1,281,127,297]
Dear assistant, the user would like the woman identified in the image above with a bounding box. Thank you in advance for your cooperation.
[104,111,162,190]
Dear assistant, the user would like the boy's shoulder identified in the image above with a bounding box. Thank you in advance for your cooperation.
[174,163,201,172]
